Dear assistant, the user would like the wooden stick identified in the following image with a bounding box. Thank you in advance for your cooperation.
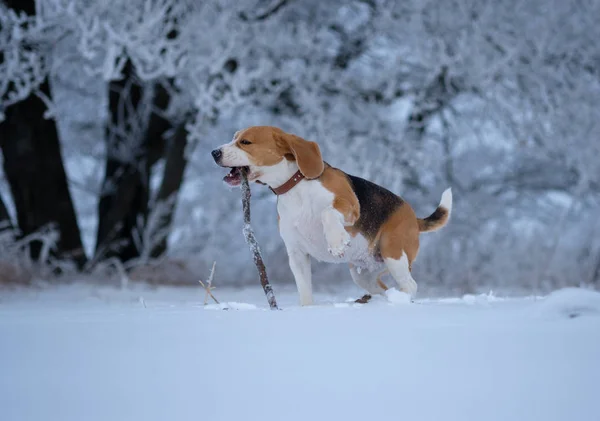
[240,170,279,310]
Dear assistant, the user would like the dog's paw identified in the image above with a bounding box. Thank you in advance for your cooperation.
[327,233,351,258]
[354,294,372,304]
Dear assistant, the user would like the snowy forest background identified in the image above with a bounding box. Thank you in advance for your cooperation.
[1,0,599,294]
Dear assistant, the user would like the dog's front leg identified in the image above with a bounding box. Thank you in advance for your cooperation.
[287,248,313,306]
[322,207,351,258]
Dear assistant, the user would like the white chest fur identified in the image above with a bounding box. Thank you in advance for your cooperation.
[277,180,382,271]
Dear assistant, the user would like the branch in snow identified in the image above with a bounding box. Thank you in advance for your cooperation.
[199,261,219,305]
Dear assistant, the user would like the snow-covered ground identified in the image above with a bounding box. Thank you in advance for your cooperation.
[1,284,599,421]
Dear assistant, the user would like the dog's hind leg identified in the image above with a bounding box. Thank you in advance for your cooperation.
[379,214,420,298]
[349,264,389,303]
[384,252,418,297]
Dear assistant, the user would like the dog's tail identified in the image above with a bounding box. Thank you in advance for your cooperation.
[418,188,452,233]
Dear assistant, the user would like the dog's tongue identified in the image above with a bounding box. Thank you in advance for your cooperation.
[224,167,242,186]
[225,167,253,186]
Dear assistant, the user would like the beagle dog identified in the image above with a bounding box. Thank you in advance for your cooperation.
[212,126,452,305]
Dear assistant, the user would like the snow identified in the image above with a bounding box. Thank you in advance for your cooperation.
[205,301,258,311]
[384,287,412,304]
[1,285,599,421]
[535,287,600,319]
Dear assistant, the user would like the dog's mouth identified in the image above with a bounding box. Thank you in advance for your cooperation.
[223,166,250,187]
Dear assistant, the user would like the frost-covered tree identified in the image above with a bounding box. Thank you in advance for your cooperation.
[0,0,86,268]
[169,0,600,290]
[0,0,196,265]
[1,0,598,291]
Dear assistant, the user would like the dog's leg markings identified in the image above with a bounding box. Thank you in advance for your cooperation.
[288,248,313,306]
[385,252,418,297]
[322,206,351,258]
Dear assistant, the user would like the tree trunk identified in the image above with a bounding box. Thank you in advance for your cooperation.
[95,66,174,263]
[150,123,188,258]
[95,155,151,263]
[146,83,171,167]
[95,62,151,263]
[0,80,87,267]
[2,0,35,14]
[0,193,12,231]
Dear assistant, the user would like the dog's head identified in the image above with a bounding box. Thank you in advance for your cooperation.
[211,126,324,187]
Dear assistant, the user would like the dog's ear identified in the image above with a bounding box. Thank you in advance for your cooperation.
[275,131,324,179]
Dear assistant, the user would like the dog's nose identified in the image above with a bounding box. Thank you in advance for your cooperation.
[211,149,222,163]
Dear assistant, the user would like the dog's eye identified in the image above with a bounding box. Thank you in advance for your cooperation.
[240,139,252,145]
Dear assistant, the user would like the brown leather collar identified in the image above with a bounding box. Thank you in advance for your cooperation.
[269,170,305,195]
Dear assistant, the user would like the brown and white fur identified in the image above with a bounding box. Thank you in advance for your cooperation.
[212,126,452,306]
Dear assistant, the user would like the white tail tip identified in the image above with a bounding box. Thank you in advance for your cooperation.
[440,188,452,214]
